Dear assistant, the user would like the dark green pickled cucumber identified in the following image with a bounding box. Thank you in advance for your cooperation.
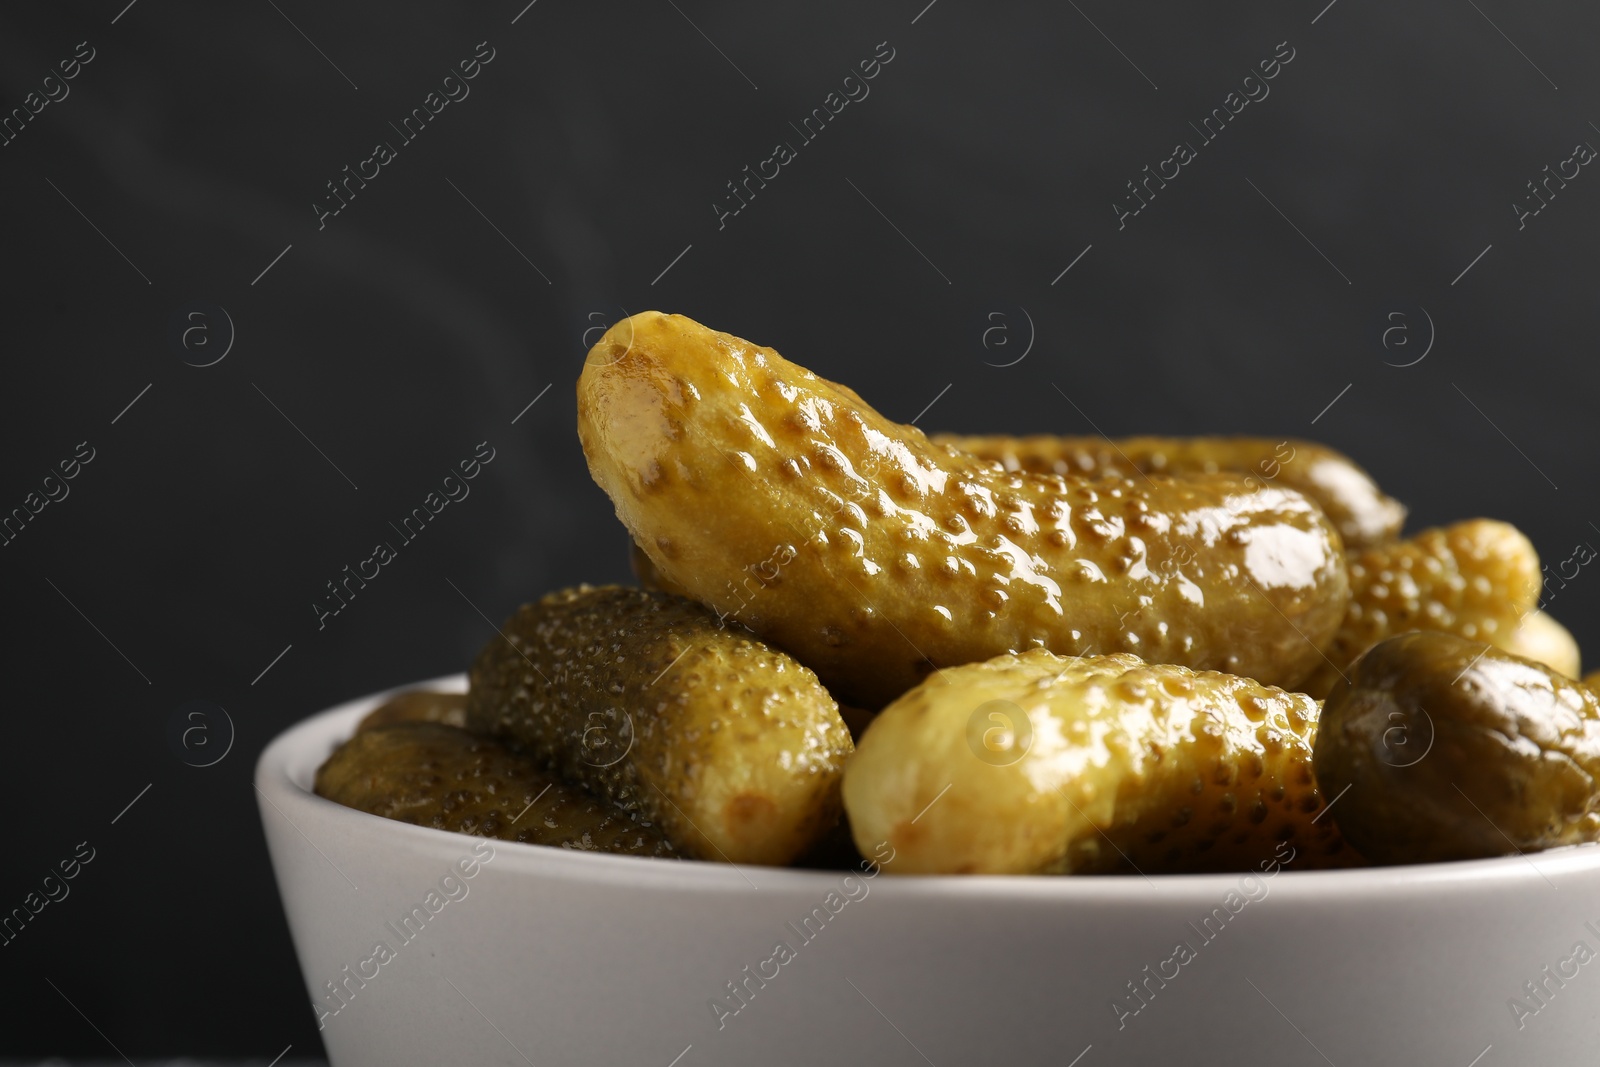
[315,722,678,857]
[357,690,468,732]
[465,585,853,866]
[1314,631,1600,864]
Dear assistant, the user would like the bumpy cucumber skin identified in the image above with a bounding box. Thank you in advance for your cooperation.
[1299,519,1540,698]
[578,312,1350,709]
[315,722,679,857]
[939,433,1405,551]
[465,585,852,866]
[1315,631,1600,864]
[841,649,1356,875]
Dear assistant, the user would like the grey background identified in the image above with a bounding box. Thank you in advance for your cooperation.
[2,0,1596,1057]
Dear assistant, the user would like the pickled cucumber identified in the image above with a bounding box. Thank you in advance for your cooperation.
[1313,631,1600,864]
[1500,610,1580,678]
[939,433,1404,550]
[1298,519,1540,697]
[841,649,1356,874]
[357,689,468,732]
[465,584,852,866]
[578,312,1350,708]
[316,722,679,857]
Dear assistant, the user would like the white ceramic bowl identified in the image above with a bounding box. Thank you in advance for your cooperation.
[259,674,1600,1066]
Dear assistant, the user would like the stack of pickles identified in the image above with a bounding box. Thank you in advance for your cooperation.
[318,312,1600,874]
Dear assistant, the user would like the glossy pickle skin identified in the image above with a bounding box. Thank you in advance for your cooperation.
[578,312,1351,709]
[939,433,1405,551]
[841,649,1355,875]
[1298,519,1541,698]
[315,722,679,857]
[1314,632,1600,865]
[464,585,853,866]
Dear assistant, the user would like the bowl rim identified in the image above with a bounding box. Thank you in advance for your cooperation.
[256,672,1600,902]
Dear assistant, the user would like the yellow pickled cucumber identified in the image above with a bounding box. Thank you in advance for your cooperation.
[1500,610,1580,678]
[578,312,1350,708]
[841,649,1355,874]
[1299,519,1540,697]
